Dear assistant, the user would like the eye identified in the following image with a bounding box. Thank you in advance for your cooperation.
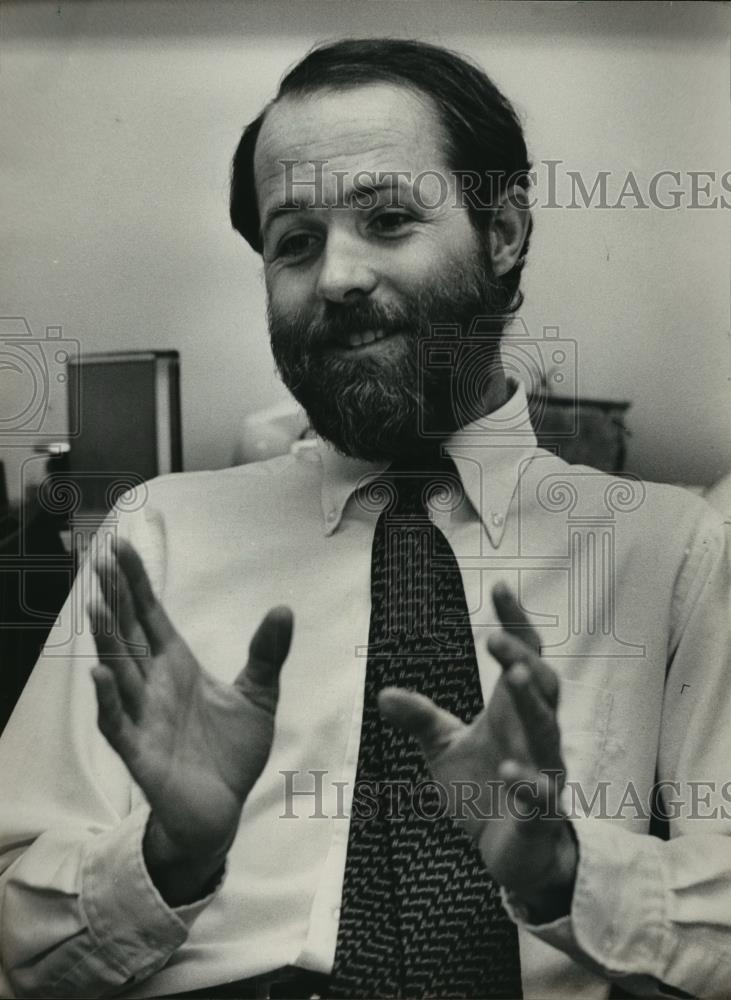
[369,211,415,236]
[276,231,321,262]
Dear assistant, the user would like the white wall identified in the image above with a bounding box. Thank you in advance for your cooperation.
[1,0,729,504]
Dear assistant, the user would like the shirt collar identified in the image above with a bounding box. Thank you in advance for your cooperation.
[316,380,539,547]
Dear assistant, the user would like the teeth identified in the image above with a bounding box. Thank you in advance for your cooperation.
[346,330,388,348]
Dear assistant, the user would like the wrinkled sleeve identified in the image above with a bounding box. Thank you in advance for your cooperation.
[0,503,216,999]
[505,507,731,998]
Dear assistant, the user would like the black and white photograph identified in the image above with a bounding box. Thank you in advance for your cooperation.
[1,2,730,997]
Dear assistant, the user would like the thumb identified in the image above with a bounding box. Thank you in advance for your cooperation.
[235,606,294,694]
[378,686,463,757]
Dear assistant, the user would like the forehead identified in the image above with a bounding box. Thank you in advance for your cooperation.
[254,83,450,214]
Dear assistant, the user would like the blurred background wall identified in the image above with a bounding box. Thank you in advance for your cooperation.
[1,0,729,504]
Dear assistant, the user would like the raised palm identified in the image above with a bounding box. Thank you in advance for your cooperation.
[89,537,293,860]
[379,584,572,899]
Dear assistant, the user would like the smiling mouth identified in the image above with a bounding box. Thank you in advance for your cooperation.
[332,329,402,353]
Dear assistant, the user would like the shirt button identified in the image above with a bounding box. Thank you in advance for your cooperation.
[491,512,504,527]
[332,905,341,920]
[326,510,337,524]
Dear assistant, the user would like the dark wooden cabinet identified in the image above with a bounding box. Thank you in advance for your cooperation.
[529,395,631,474]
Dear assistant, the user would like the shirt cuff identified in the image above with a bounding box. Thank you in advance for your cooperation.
[502,819,671,980]
[81,806,221,984]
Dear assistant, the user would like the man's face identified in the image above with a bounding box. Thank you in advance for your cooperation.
[254,83,504,460]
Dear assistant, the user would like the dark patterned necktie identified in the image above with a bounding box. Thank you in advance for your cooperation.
[330,454,523,1000]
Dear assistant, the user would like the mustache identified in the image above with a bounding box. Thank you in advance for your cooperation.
[273,299,416,351]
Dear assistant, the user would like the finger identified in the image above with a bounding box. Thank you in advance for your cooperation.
[93,545,151,672]
[499,759,541,826]
[114,560,153,672]
[504,663,563,771]
[378,686,463,758]
[492,582,542,654]
[88,595,145,721]
[114,537,177,656]
[234,606,294,701]
[487,629,559,709]
[499,760,563,829]
[91,663,137,760]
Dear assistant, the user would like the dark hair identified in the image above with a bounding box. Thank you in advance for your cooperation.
[230,37,533,311]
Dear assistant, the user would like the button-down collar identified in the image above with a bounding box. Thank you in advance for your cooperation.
[317,380,539,547]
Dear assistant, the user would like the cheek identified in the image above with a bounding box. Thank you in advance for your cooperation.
[391,222,479,287]
[265,266,314,320]
[371,242,442,299]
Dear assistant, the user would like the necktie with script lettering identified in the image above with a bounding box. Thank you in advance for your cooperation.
[329,454,523,999]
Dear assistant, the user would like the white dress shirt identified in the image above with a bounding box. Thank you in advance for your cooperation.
[1,381,730,999]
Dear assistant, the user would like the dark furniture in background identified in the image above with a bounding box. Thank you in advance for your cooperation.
[529,393,631,473]
[66,350,182,513]
[0,350,183,733]
[0,482,72,733]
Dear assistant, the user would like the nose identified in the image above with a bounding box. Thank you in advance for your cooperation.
[315,229,378,304]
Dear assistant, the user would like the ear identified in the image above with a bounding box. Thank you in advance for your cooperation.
[488,186,531,277]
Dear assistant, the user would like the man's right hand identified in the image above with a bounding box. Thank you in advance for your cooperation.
[88,537,293,905]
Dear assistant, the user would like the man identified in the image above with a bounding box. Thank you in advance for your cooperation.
[0,37,729,1000]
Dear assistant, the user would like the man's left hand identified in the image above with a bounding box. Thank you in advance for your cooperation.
[378,582,578,923]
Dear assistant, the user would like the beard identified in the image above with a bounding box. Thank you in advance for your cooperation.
[268,242,511,461]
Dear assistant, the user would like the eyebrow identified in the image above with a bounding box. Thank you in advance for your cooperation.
[260,176,411,237]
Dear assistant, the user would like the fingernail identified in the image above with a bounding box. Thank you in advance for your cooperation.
[499,759,522,782]
[510,662,531,685]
